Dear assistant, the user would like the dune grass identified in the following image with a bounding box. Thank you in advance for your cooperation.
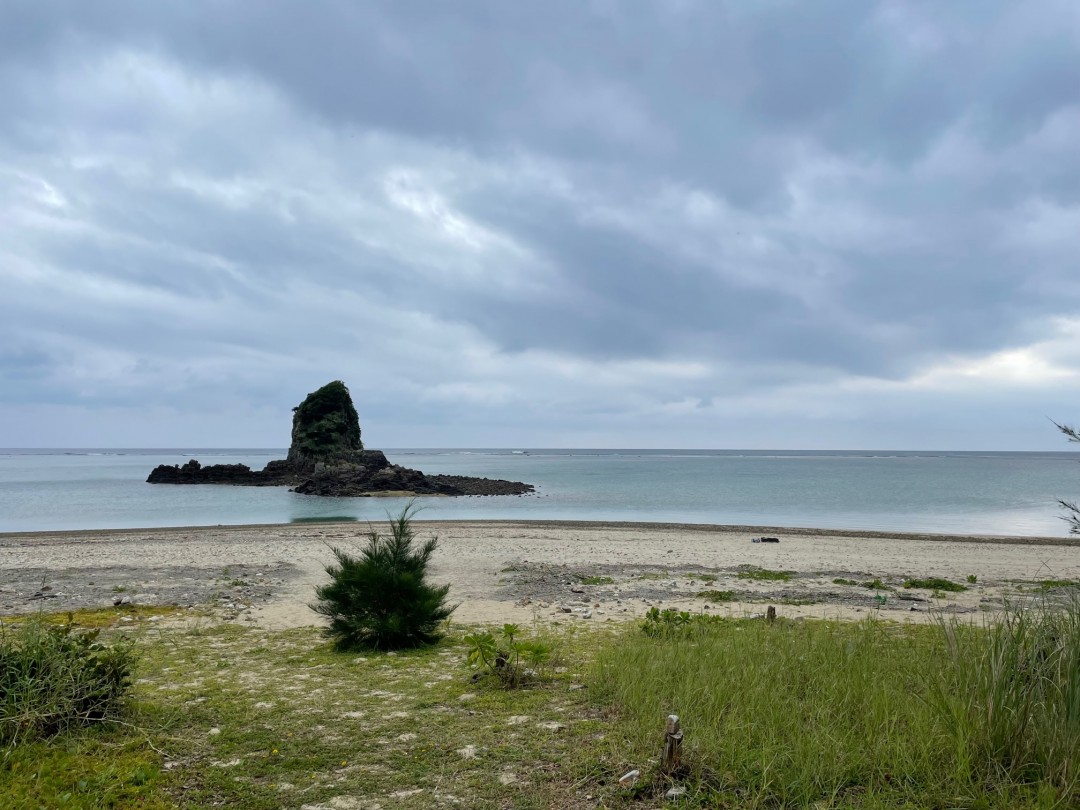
[591,597,1080,808]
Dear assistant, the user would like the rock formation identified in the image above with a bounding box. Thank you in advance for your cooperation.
[147,381,534,497]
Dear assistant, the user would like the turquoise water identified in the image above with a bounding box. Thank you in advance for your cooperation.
[1,449,1079,536]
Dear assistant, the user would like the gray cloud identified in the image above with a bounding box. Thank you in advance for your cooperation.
[1,1,1079,448]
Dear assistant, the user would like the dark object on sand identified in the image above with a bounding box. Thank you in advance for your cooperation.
[752,536,781,544]
[148,381,534,498]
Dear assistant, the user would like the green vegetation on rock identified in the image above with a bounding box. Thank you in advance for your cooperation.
[287,380,363,464]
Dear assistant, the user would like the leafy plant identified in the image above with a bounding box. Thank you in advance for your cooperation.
[967,574,978,584]
[640,607,727,638]
[464,624,553,688]
[311,505,456,650]
[0,617,134,745]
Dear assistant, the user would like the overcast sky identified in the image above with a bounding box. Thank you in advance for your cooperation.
[2,1,1079,449]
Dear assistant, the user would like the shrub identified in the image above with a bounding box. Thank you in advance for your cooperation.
[464,624,554,688]
[311,505,456,650]
[0,618,134,746]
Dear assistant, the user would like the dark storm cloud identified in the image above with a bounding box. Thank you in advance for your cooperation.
[1,0,1079,447]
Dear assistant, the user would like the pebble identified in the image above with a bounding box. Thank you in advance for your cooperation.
[208,727,221,736]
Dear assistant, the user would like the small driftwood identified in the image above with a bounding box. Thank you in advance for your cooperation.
[661,714,683,774]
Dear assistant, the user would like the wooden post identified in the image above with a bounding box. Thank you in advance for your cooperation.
[766,605,776,624]
[661,714,683,774]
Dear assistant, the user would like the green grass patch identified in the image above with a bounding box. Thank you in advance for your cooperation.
[634,572,668,580]
[695,590,736,602]
[4,618,612,809]
[1,605,183,629]
[832,577,859,586]
[863,577,893,591]
[577,575,615,586]
[737,566,794,582]
[1038,579,1079,591]
[685,573,717,583]
[591,597,1080,807]
[904,577,967,592]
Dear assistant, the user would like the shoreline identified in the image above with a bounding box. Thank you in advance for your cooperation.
[3,519,1079,628]
[4,517,1079,546]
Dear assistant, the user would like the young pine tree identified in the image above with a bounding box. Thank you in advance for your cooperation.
[311,505,456,650]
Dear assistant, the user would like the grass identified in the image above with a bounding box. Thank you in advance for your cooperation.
[3,617,613,809]
[591,597,1080,808]
[736,566,794,582]
[1038,579,1079,591]
[685,573,717,584]
[904,577,968,592]
[695,590,736,602]
[577,575,615,586]
[12,596,1080,808]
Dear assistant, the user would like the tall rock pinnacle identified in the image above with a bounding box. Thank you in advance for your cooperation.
[285,380,363,468]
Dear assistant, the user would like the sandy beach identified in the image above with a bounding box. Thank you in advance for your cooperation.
[3,520,1080,628]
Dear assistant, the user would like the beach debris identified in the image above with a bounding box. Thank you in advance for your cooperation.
[661,714,683,774]
[752,536,781,543]
[618,769,640,786]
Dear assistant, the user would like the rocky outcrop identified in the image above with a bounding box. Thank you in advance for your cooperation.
[147,382,535,498]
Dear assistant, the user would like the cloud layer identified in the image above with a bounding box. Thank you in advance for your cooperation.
[2,1,1079,448]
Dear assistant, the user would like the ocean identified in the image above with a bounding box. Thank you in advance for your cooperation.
[2,448,1079,537]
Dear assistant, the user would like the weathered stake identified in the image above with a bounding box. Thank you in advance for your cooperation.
[661,714,683,774]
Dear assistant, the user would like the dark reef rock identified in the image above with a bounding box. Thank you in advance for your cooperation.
[147,381,535,498]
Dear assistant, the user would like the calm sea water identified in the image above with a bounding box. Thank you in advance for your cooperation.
[1,449,1079,536]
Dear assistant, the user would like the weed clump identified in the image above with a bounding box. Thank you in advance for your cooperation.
[904,577,967,592]
[640,607,727,637]
[311,506,456,650]
[0,618,134,745]
[464,623,554,688]
[696,590,736,602]
[577,575,615,586]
